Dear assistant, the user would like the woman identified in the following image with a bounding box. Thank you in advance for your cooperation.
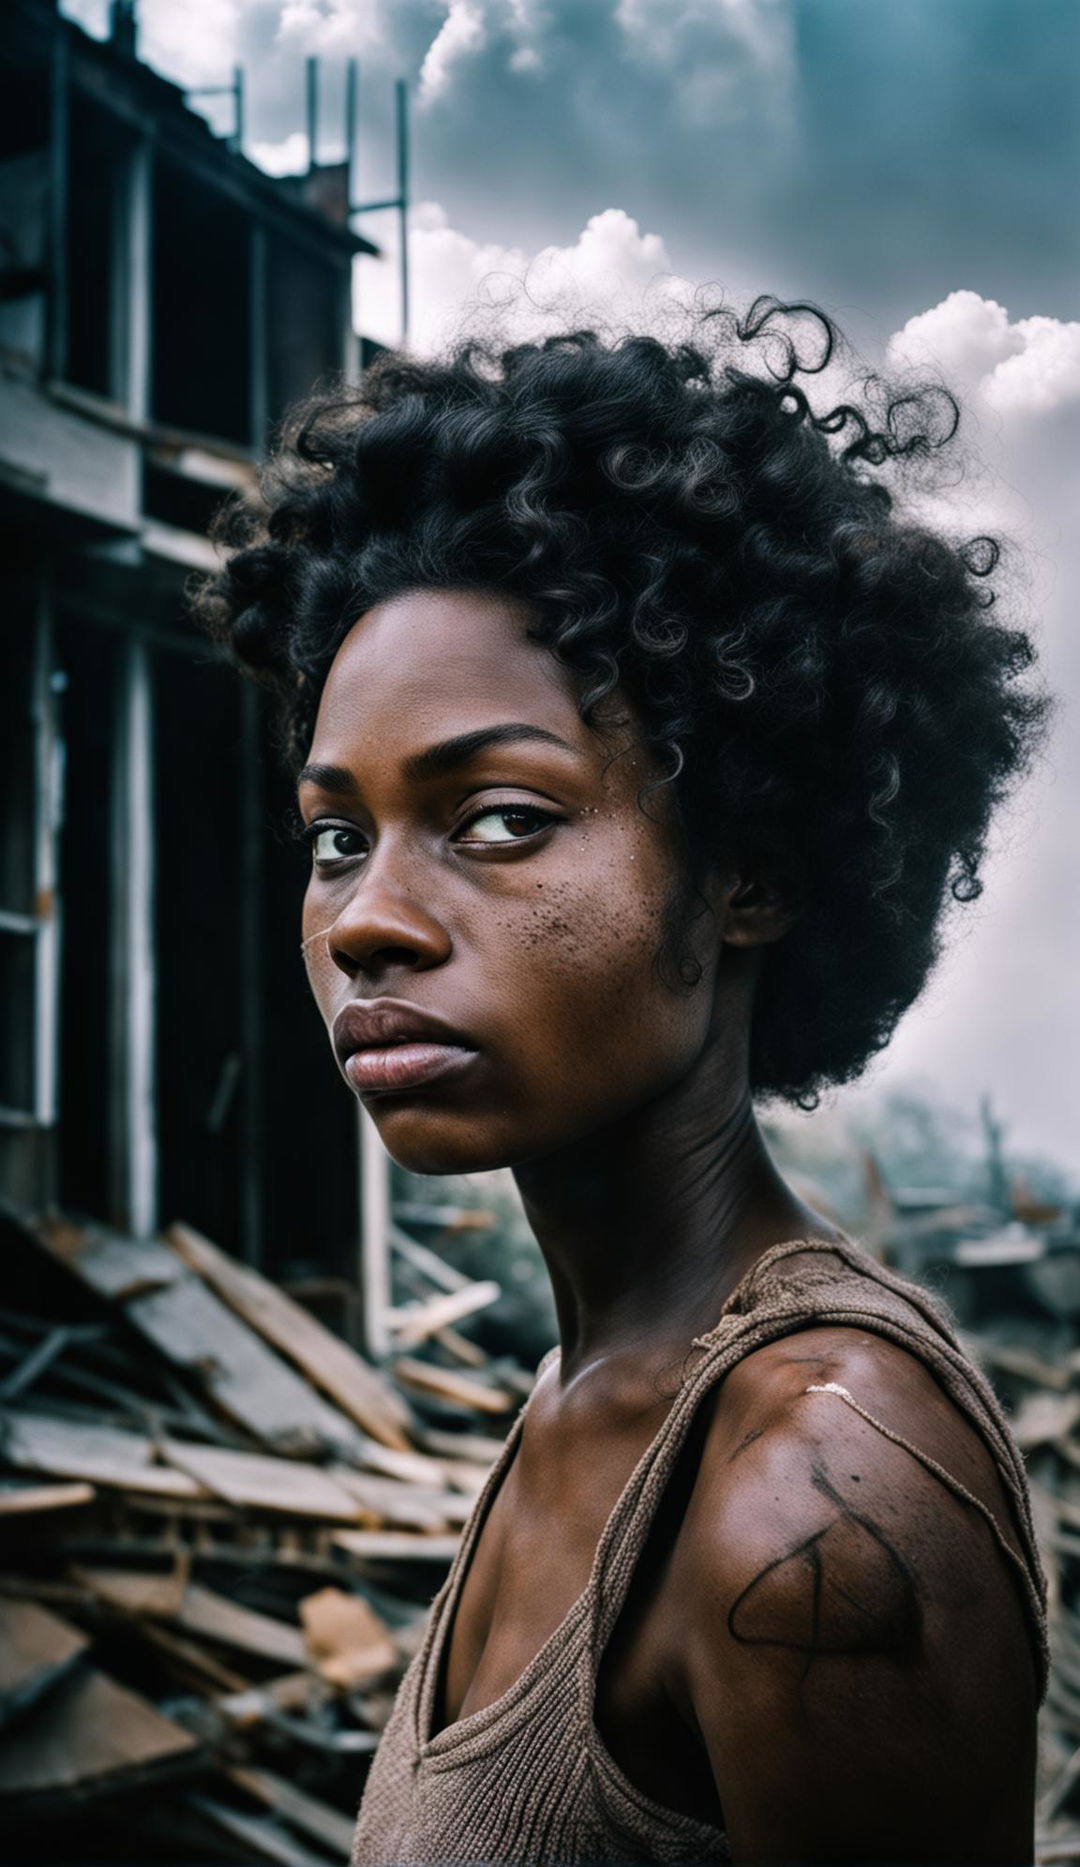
[199,301,1048,1865]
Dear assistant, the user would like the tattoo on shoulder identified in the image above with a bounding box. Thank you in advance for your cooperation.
[727,1462,923,1672]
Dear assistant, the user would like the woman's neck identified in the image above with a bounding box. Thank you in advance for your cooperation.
[513,1038,828,1389]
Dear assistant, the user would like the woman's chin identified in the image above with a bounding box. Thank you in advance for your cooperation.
[366,1104,517,1177]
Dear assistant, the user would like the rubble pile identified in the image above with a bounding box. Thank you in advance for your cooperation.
[0,1205,527,1865]
[975,1336,1080,1865]
[5,1198,1080,1863]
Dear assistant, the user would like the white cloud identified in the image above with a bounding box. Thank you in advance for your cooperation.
[887,290,1080,422]
[356,202,686,352]
[250,130,310,175]
[277,0,383,54]
[614,0,794,125]
[419,1,488,105]
[62,0,246,87]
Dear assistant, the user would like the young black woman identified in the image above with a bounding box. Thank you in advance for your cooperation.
[198,301,1048,1866]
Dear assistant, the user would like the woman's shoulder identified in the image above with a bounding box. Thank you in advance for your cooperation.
[670,1302,1043,1687]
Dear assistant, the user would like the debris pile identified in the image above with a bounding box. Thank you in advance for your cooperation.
[0,1206,526,1865]
[6,1200,1080,1863]
[974,1335,1080,1865]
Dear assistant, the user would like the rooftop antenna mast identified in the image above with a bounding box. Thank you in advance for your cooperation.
[185,66,245,152]
[108,0,137,59]
[306,56,320,171]
[350,72,411,347]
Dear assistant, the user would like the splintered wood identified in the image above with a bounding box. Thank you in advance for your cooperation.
[0,1203,528,1864]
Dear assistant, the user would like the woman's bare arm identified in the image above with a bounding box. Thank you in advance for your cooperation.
[674,1334,1039,1864]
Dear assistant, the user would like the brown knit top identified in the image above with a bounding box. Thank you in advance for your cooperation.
[352,1236,1048,1866]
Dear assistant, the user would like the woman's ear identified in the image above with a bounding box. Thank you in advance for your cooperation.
[720,874,800,947]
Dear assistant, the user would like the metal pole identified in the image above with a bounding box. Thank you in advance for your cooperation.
[46,26,69,383]
[306,57,319,172]
[232,65,245,153]
[111,641,158,1240]
[359,1107,392,1359]
[395,78,409,345]
[344,59,358,205]
[125,139,153,423]
[32,580,62,1136]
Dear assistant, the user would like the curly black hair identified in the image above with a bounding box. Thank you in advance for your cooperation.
[195,297,1045,1108]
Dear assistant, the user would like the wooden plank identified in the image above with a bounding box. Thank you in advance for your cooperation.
[175,1583,309,1670]
[0,1598,89,1730]
[333,1529,461,1563]
[189,1794,333,1867]
[0,1665,196,1798]
[330,1468,469,1531]
[299,1586,398,1690]
[162,1439,363,1523]
[353,1440,447,1488]
[167,1221,414,1450]
[1,1410,206,1499]
[972,1337,1073,1393]
[389,1222,471,1292]
[0,1325,75,1401]
[217,1671,314,1731]
[77,1562,307,1671]
[0,1481,96,1518]
[229,1764,357,1860]
[74,1563,189,1619]
[128,1275,363,1454]
[388,1280,501,1350]
[27,1212,365,1455]
[1011,1390,1080,1453]
[128,1619,249,1695]
[419,1427,508,1466]
[392,1357,516,1416]
[433,1323,489,1368]
[32,1215,184,1302]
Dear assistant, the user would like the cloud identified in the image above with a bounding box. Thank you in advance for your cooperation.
[250,130,310,174]
[615,0,794,124]
[887,290,1080,422]
[356,202,686,352]
[419,2,488,104]
[277,0,383,54]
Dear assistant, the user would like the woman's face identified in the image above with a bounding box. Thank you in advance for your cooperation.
[299,588,730,1174]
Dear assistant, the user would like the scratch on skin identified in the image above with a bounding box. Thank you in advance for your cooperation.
[729,1427,765,1463]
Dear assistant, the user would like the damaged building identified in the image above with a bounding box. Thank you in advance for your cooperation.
[0,0,382,1282]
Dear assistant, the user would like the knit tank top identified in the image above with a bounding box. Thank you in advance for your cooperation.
[352,1236,1048,1866]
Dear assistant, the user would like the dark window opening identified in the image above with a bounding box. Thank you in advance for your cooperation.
[65,95,129,401]
[266,237,343,427]
[55,613,117,1222]
[0,61,49,370]
[152,160,251,445]
[142,461,227,537]
[260,749,358,1279]
[153,649,247,1248]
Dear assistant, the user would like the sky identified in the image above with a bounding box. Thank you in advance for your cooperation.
[66,0,1080,1178]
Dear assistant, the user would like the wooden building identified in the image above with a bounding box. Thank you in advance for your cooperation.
[0,0,381,1283]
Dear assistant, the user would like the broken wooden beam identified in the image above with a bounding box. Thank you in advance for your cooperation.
[0,1597,89,1731]
[387,1280,501,1350]
[392,1356,517,1416]
[166,1221,414,1451]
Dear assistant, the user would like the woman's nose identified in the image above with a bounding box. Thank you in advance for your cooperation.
[325,873,452,981]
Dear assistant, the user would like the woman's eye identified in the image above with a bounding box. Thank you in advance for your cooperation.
[309,825,367,865]
[459,806,555,845]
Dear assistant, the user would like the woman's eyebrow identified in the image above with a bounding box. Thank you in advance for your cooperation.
[297,724,576,798]
[402,723,576,783]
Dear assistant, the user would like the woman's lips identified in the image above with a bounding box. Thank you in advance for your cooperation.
[343,1041,478,1095]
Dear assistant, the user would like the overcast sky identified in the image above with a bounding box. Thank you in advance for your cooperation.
[66,0,1080,1177]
